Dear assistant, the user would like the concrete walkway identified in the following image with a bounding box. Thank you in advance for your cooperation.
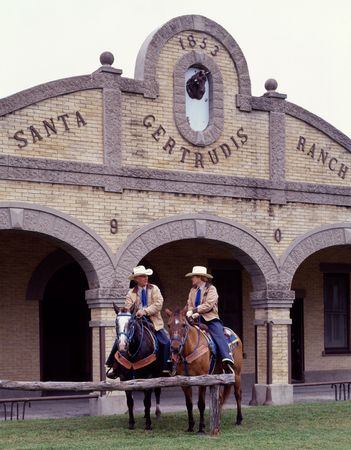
[0,384,341,421]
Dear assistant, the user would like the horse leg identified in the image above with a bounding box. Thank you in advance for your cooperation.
[197,386,206,433]
[182,386,195,432]
[143,389,153,431]
[154,387,161,418]
[126,391,135,430]
[234,377,243,425]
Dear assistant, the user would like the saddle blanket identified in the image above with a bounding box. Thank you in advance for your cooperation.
[195,325,240,373]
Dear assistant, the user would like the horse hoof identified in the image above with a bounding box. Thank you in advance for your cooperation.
[155,410,161,419]
[186,428,194,432]
[144,426,152,431]
[198,429,205,434]
[235,421,243,426]
[128,424,135,430]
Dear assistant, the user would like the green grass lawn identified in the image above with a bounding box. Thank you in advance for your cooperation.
[0,401,350,450]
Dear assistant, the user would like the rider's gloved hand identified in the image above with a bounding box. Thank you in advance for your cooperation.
[186,310,193,318]
[192,313,199,320]
[136,309,146,318]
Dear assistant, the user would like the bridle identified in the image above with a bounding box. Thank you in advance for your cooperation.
[170,318,189,357]
[116,312,145,358]
[169,316,202,374]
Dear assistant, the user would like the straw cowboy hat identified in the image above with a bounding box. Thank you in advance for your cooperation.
[185,265,213,279]
[128,265,153,280]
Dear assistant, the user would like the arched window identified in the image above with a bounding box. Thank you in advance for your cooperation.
[173,52,223,147]
[185,66,210,131]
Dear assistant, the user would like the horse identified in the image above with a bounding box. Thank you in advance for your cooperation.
[112,304,163,430]
[165,306,243,433]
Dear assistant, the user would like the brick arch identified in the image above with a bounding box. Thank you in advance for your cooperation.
[114,214,278,297]
[134,14,251,96]
[280,223,351,287]
[0,202,115,289]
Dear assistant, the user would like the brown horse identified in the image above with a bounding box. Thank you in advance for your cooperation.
[165,307,243,433]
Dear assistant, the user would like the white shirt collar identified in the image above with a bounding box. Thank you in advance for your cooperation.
[197,281,206,290]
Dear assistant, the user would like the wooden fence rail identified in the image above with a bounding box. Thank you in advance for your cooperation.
[0,374,234,435]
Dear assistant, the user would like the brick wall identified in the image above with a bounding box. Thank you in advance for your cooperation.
[0,232,58,380]
[1,181,351,259]
[122,30,269,177]
[0,90,103,164]
[286,116,350,185]
[292,246,351,374]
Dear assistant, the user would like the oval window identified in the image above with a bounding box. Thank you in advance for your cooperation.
[185,67,209,131]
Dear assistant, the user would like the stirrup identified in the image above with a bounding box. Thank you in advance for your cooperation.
[223,363,234,374]
[222,358,235,374]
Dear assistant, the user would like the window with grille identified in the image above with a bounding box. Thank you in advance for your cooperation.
[324,273,350,352]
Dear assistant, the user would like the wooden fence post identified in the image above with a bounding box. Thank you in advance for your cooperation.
[209,384,221,436]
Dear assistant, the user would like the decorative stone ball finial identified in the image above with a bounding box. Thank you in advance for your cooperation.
[265,78,278,92]
[100,51,114,66]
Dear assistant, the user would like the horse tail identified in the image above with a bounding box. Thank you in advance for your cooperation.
[232,338,243,376]
[220,337,243,409]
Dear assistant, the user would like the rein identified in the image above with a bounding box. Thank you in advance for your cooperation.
[170,319,207,373]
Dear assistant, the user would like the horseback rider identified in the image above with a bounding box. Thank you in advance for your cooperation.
[184,265,235,374]
[106,265,171,378]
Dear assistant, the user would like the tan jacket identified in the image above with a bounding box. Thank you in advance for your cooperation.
[125,283,165,331]
[186,283,219,322]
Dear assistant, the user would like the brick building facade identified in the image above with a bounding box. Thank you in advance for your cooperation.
[0,15,350,404]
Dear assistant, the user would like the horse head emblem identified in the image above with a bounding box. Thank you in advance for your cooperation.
[186,70,208,100]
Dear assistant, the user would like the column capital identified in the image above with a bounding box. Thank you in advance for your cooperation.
[85,288,125,308]
[250,289,295,309]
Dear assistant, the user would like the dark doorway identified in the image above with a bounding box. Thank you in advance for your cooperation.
[210,260,243,339]
[290,297,305,382]
[41,262,91,382]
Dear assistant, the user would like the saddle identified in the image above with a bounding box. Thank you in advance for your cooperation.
[193,324,240,374]
[223,327,240,349]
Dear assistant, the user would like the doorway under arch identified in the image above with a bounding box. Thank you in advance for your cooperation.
[41,262,91,382]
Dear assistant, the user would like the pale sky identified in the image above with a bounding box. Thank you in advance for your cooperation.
[1,0,350,138]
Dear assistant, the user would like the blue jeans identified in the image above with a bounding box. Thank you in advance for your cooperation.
[155,328,171,368]
[201,318,232,361]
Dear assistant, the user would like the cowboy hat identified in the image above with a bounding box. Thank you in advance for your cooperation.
[128,265,153,280]
[185,265,213,279]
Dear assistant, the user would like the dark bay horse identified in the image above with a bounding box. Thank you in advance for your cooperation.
[165,307,243,433]
[113,304,163,430]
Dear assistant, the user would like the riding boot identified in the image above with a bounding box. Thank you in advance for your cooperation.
[106,361,119,379]
[106,340,118,367]
[155,328,172,375]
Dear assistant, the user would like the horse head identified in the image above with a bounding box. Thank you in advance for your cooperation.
[114,305,136,353]
[186,70,208,100]
[165,306,189,354]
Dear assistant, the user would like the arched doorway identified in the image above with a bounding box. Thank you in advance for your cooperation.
[138,239,244,338]
[0,203,115,382]
[281,224,351,383]
[114,213,278,386]
[41,262,91,381]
